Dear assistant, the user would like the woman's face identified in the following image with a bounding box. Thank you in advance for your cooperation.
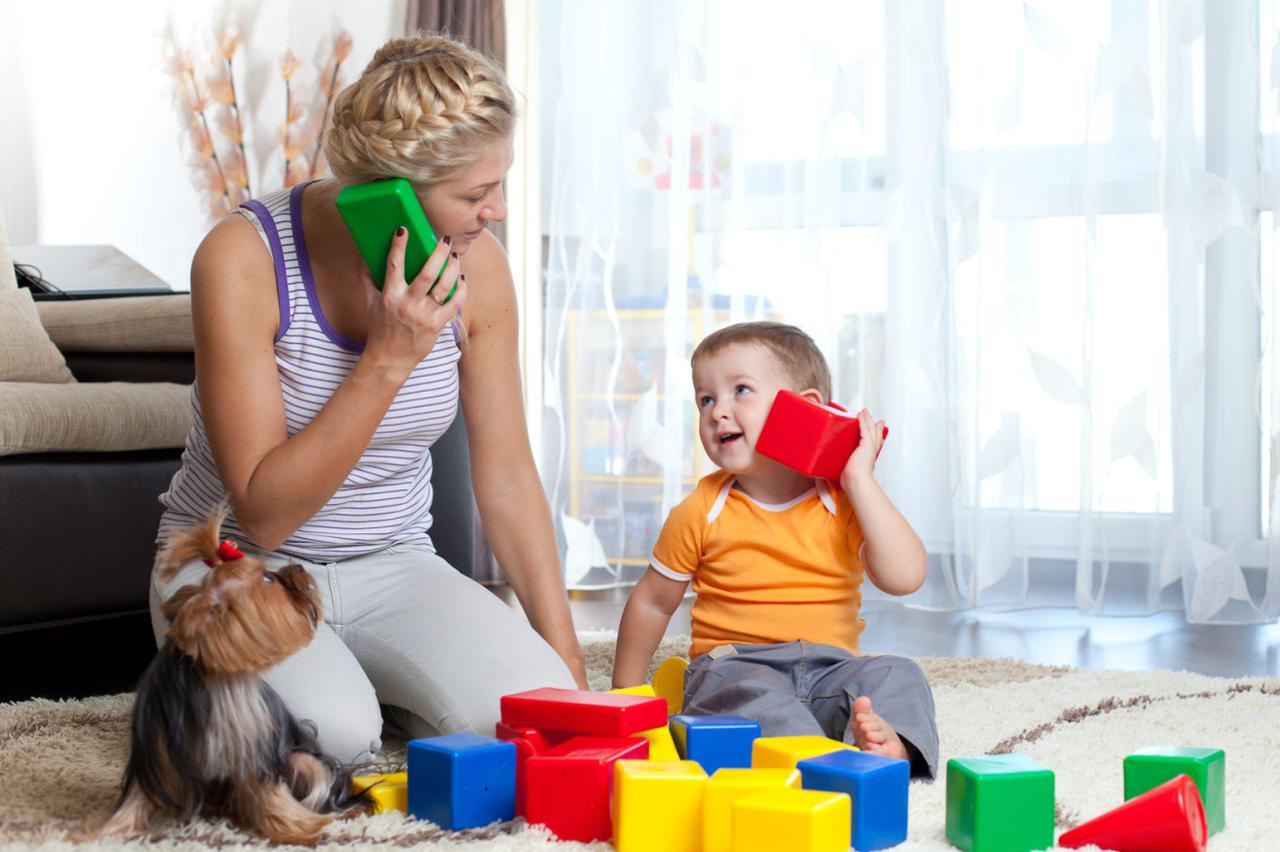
[419,137,513,255]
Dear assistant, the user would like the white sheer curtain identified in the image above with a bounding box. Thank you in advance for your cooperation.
[534,0,1280,624]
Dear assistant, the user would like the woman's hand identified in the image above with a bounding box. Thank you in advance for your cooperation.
[362,226,466,379]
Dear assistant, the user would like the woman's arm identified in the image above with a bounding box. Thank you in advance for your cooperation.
[195,217,462,550]
[457,232,588,688]
[839,409,927,596]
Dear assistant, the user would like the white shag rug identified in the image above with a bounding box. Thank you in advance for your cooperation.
[1,630,1276,850]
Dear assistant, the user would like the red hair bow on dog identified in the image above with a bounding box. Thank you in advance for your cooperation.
[204,540,245,566]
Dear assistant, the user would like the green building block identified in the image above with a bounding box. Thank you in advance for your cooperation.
[946,754,1054,852]
[1124,747,1225,836]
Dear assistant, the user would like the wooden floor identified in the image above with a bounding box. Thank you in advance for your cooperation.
[496,586,1280,679]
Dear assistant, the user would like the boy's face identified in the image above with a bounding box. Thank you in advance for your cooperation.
[693,342,807,476]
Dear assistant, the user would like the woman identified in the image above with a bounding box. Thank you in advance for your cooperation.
[151,34,586,764]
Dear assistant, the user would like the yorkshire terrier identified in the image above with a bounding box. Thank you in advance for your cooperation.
[93,512,365,845]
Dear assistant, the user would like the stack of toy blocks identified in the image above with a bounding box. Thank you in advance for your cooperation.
[945,754,1055,852]
[499,686,668,841]
[407,732,518,829]
[798,750,909,850]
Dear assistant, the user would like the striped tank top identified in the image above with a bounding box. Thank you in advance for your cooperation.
[159,182,462,562]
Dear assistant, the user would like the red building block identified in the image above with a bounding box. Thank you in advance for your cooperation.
[1058,774,1207,852]
[494,722,575,816]
[756,390,888,481]
[525,736,650,842]
[500,688,668,737]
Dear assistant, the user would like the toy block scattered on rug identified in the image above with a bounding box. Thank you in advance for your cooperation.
[752,735,857,770]
[798,749,909,850]
[729,787,851,852]
[524,735,649,842]
[670,714,761,775]
[652,656,690,715]
[945,754,1055,852]
[1124,746,1225,836]
[702,768,800,852]
[407,733,517,830]
[1059,774,1206,852]
[501,687,667,736]
[350,771,407,815]
[612,759,709,852]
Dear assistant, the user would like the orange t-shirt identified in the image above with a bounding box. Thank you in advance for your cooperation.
[650,471,866,660]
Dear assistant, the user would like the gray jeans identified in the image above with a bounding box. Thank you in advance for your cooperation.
[150,542,575,766]
[683,641,939,778]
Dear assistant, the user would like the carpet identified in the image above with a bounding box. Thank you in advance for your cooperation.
[1,631,1276,850]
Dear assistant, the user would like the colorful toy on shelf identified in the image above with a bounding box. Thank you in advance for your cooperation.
[349,771,407,815]
[525,736,649,842]
[703,768,801,852]
[612,759,709,852]
[652,656,690,715]
[755,389,888,481]
[500,687,668,737]
[730,788,851,852]
[797,749,909,851]
[1124,747,1225,836]
[1058,774,1206,852]
[407,733,516,830]
[751,735,857,771]
[670,714,761,775]
[945,754,1055,852]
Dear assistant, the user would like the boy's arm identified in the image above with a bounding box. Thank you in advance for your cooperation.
[840,409,927,596]
[612,567,690,688]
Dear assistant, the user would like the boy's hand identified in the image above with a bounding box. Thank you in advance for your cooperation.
[839,408,885,496]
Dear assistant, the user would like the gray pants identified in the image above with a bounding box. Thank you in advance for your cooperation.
[683,641,939,778]
[150,542,575,766]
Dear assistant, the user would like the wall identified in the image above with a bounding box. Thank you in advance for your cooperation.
[0,0,406,291]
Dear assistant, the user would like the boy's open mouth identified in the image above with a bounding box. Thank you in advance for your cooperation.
[718,432,743,446]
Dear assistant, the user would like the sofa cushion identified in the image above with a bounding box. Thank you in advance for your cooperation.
[0,209,15,291]
[0,289,74,383]
[0,381,192,455]
[36,294,194,353]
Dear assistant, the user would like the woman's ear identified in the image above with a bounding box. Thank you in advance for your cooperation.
[798,387,826,406]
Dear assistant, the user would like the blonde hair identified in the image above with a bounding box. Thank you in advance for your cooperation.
[692,322,832,401]
[324,34,513,352]
[324,34,516,187]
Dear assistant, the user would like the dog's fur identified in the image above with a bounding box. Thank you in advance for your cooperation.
[92,513,365,845]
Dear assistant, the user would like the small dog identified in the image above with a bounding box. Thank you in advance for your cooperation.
[94,513,365,845]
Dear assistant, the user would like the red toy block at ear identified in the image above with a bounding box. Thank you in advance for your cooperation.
[1058,774,1206,852]
[756,390,889,481]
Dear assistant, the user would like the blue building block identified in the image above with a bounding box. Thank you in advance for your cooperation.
[668,714,761,775]
[798,750,909,850]
[407,733,517,829]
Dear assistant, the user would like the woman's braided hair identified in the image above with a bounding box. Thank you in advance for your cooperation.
[324,34,516,187]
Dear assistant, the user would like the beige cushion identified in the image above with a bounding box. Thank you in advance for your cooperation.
[0,209,15,291]
[0,289,74,383]
[0,381,192,455]
[36,294,194,353]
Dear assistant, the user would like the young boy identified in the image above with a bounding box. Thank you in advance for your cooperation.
[612,321,938,778]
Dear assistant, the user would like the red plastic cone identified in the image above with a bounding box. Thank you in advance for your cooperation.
[1058,774,1207,852]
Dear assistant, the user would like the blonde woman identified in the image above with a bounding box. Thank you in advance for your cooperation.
[150,35,586,764]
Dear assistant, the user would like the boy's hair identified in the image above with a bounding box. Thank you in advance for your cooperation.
[692,321,832,400]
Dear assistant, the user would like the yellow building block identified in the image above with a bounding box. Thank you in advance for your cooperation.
[350,771,407,815]
[703,768,801,852]
[751,736,857,770]
[636,724,681,761]
[610,684,659,697]
[730,788,851,852]
[612,759,708,852]
[652,656,689,715]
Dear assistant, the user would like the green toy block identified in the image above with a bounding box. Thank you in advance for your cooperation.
[946,754,1054,852]
[1124,747,1225,836]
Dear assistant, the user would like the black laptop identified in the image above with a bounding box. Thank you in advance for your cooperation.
[11,244,174,300]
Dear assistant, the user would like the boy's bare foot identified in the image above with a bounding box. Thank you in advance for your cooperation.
[849,696,908,761]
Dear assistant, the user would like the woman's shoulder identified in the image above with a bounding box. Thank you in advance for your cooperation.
[189,212,279,331]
